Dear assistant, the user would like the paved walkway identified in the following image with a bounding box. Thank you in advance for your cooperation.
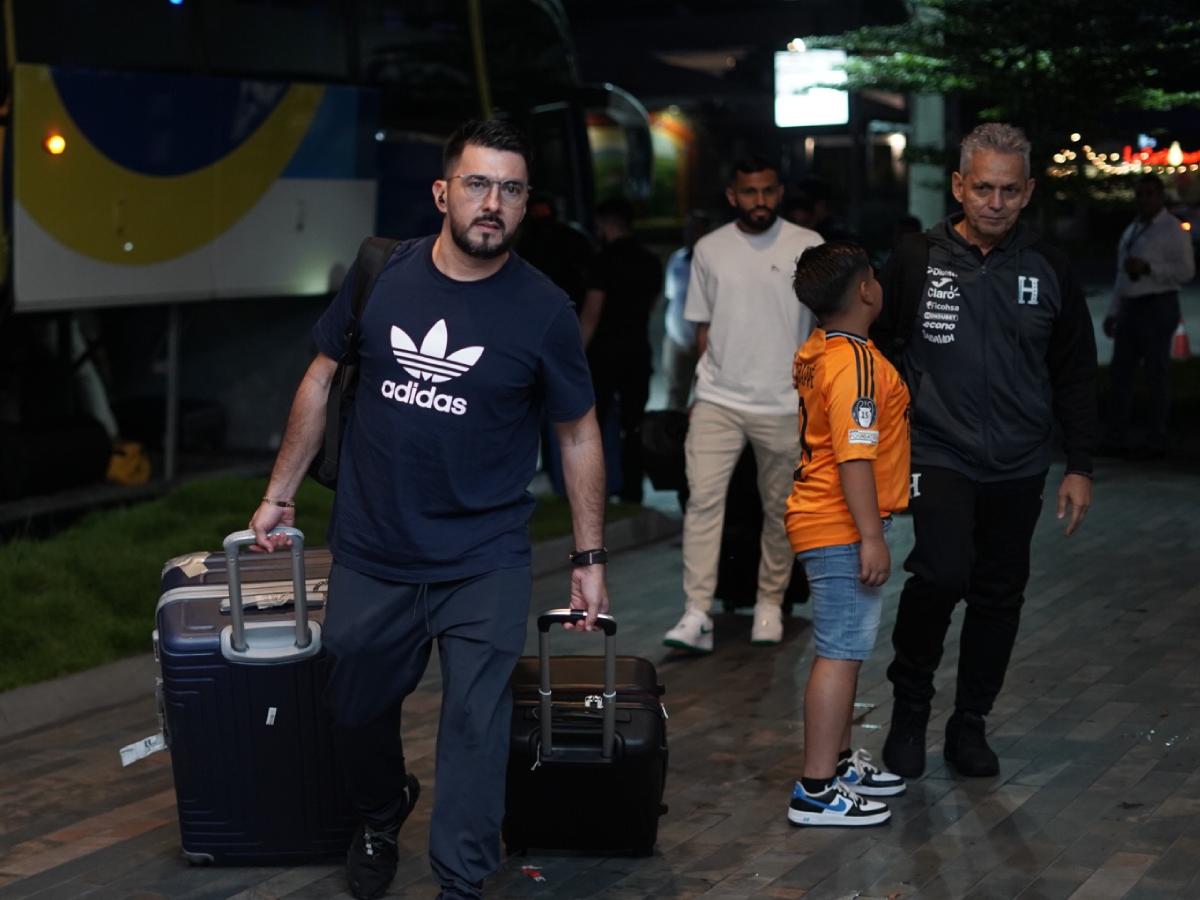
[2,458,1199,899]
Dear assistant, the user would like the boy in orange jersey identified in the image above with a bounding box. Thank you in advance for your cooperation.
[785,242,911,827]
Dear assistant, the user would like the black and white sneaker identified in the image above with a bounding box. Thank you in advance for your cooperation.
[347,774,420,900]
[787,780,890,827]
[838,748,907,796]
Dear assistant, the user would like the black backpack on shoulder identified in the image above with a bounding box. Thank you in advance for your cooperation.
[309,237,400,489]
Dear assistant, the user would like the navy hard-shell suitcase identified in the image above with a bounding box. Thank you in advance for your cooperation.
[502,610,668,856]
[155,527,354,864]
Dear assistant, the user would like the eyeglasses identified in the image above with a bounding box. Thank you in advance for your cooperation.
[449,174,530,206]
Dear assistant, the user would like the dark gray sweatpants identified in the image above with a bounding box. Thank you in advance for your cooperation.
[323,561,531,899]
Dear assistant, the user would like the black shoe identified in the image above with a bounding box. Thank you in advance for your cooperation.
[944,710,999,776]
[347,774,421,900]
[882,701,930,779]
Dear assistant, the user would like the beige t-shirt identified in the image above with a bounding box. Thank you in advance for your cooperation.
[684,218,822,415]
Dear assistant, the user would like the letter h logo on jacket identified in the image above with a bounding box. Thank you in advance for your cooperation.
[1017,276,1039,305]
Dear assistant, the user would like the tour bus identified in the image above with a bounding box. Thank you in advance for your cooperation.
[2,0,650,311]
[0,0,650,490]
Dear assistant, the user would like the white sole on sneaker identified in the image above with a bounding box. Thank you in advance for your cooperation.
[787,806,891,826]
[841,780,906,797]
[662,638,712,653]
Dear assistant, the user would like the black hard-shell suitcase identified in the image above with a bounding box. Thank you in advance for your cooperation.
[502,610,668,856]
[155,527,354,864]
[641,409,688,493]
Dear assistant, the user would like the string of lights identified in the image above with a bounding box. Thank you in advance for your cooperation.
[1048,134,1200,178]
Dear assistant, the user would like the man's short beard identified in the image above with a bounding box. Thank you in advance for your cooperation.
[450,215,514,260]
[737,206,777,233]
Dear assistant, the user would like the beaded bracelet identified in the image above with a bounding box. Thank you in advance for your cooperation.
[261,497,296,508]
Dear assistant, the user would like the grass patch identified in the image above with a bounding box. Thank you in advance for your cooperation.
[0,477,640,692]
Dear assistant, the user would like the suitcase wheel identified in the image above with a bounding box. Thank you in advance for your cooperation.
[182,850,214,867]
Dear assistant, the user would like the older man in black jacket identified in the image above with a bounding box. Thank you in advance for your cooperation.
[872,123,1097,779]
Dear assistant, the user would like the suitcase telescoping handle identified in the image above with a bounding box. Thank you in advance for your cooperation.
[222,527,310,655]
[536,609,618,761]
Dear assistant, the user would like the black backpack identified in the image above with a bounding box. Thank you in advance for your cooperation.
[309,236,400,489]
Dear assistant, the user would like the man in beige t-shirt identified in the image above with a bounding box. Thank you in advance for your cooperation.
[664,157,822,652]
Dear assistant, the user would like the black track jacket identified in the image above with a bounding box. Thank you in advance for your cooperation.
[871,215,1097,481]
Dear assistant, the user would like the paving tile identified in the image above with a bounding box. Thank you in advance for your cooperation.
[1064,851,1157,899]
[2,461,1200,898]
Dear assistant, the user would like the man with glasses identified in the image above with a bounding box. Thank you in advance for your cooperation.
[662,156,822,652]
[249,119,606,900]
[1102,173,1195,459]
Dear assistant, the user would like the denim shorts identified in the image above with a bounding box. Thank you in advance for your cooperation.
[796,519,892,661]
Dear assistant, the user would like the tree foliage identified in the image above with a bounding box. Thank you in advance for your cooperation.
[807,0,1200,161]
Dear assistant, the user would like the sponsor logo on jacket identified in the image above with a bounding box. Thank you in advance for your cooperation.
[922,267,961,344]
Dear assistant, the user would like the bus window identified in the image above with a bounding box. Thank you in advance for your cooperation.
[201,0,349,82]
[482,0,576,101]
[524,102,588,226]
[357,0,474,106]
[12,0,200,74]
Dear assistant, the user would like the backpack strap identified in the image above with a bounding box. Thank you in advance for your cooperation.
[894,237,930,353]
[313,237,400,486]
[871,233,930,365]
[349,237,399,331]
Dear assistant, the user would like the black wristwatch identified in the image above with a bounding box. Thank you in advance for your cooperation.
[569,547,608,567]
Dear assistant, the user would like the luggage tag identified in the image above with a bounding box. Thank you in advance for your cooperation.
[218,580,327,612]
[119,733,167,767]
[118,676,170,767]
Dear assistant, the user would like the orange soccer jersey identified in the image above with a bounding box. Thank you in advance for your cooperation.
[786,329,911,553]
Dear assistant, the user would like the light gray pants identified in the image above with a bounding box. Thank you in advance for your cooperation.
[681,400,799,614]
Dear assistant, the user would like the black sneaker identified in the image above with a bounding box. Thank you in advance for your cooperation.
[347,774,421,900]
[882,701,930,779]
[787,780,890,827]
[944,710,999,776]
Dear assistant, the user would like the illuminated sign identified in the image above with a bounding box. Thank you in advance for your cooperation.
[774,49,849,128]
[1049,136,1200,178]
[1124,142,1198,167]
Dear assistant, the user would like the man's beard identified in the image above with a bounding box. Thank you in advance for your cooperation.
[450,213,515,260]
[736,205,777,233]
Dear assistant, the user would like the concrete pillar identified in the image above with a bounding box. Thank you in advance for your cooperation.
[909,93,946,228]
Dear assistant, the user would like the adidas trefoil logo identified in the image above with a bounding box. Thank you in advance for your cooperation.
[382,319,483,417]
[391,319,484,384]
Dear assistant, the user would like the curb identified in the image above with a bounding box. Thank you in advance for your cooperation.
[0,507,681,744]
[0,654,162,745]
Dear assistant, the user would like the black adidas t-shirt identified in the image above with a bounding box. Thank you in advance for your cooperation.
[312,236,594,582]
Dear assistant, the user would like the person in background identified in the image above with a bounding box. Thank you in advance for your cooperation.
[661,211,713,410]
[662,156,822,652]
[516,190,595,315]
[788,176,857,243]
[1102,173,1195,459]
[584,196,663,503]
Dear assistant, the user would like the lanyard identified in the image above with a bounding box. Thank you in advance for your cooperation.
[1122,219,1151,258]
